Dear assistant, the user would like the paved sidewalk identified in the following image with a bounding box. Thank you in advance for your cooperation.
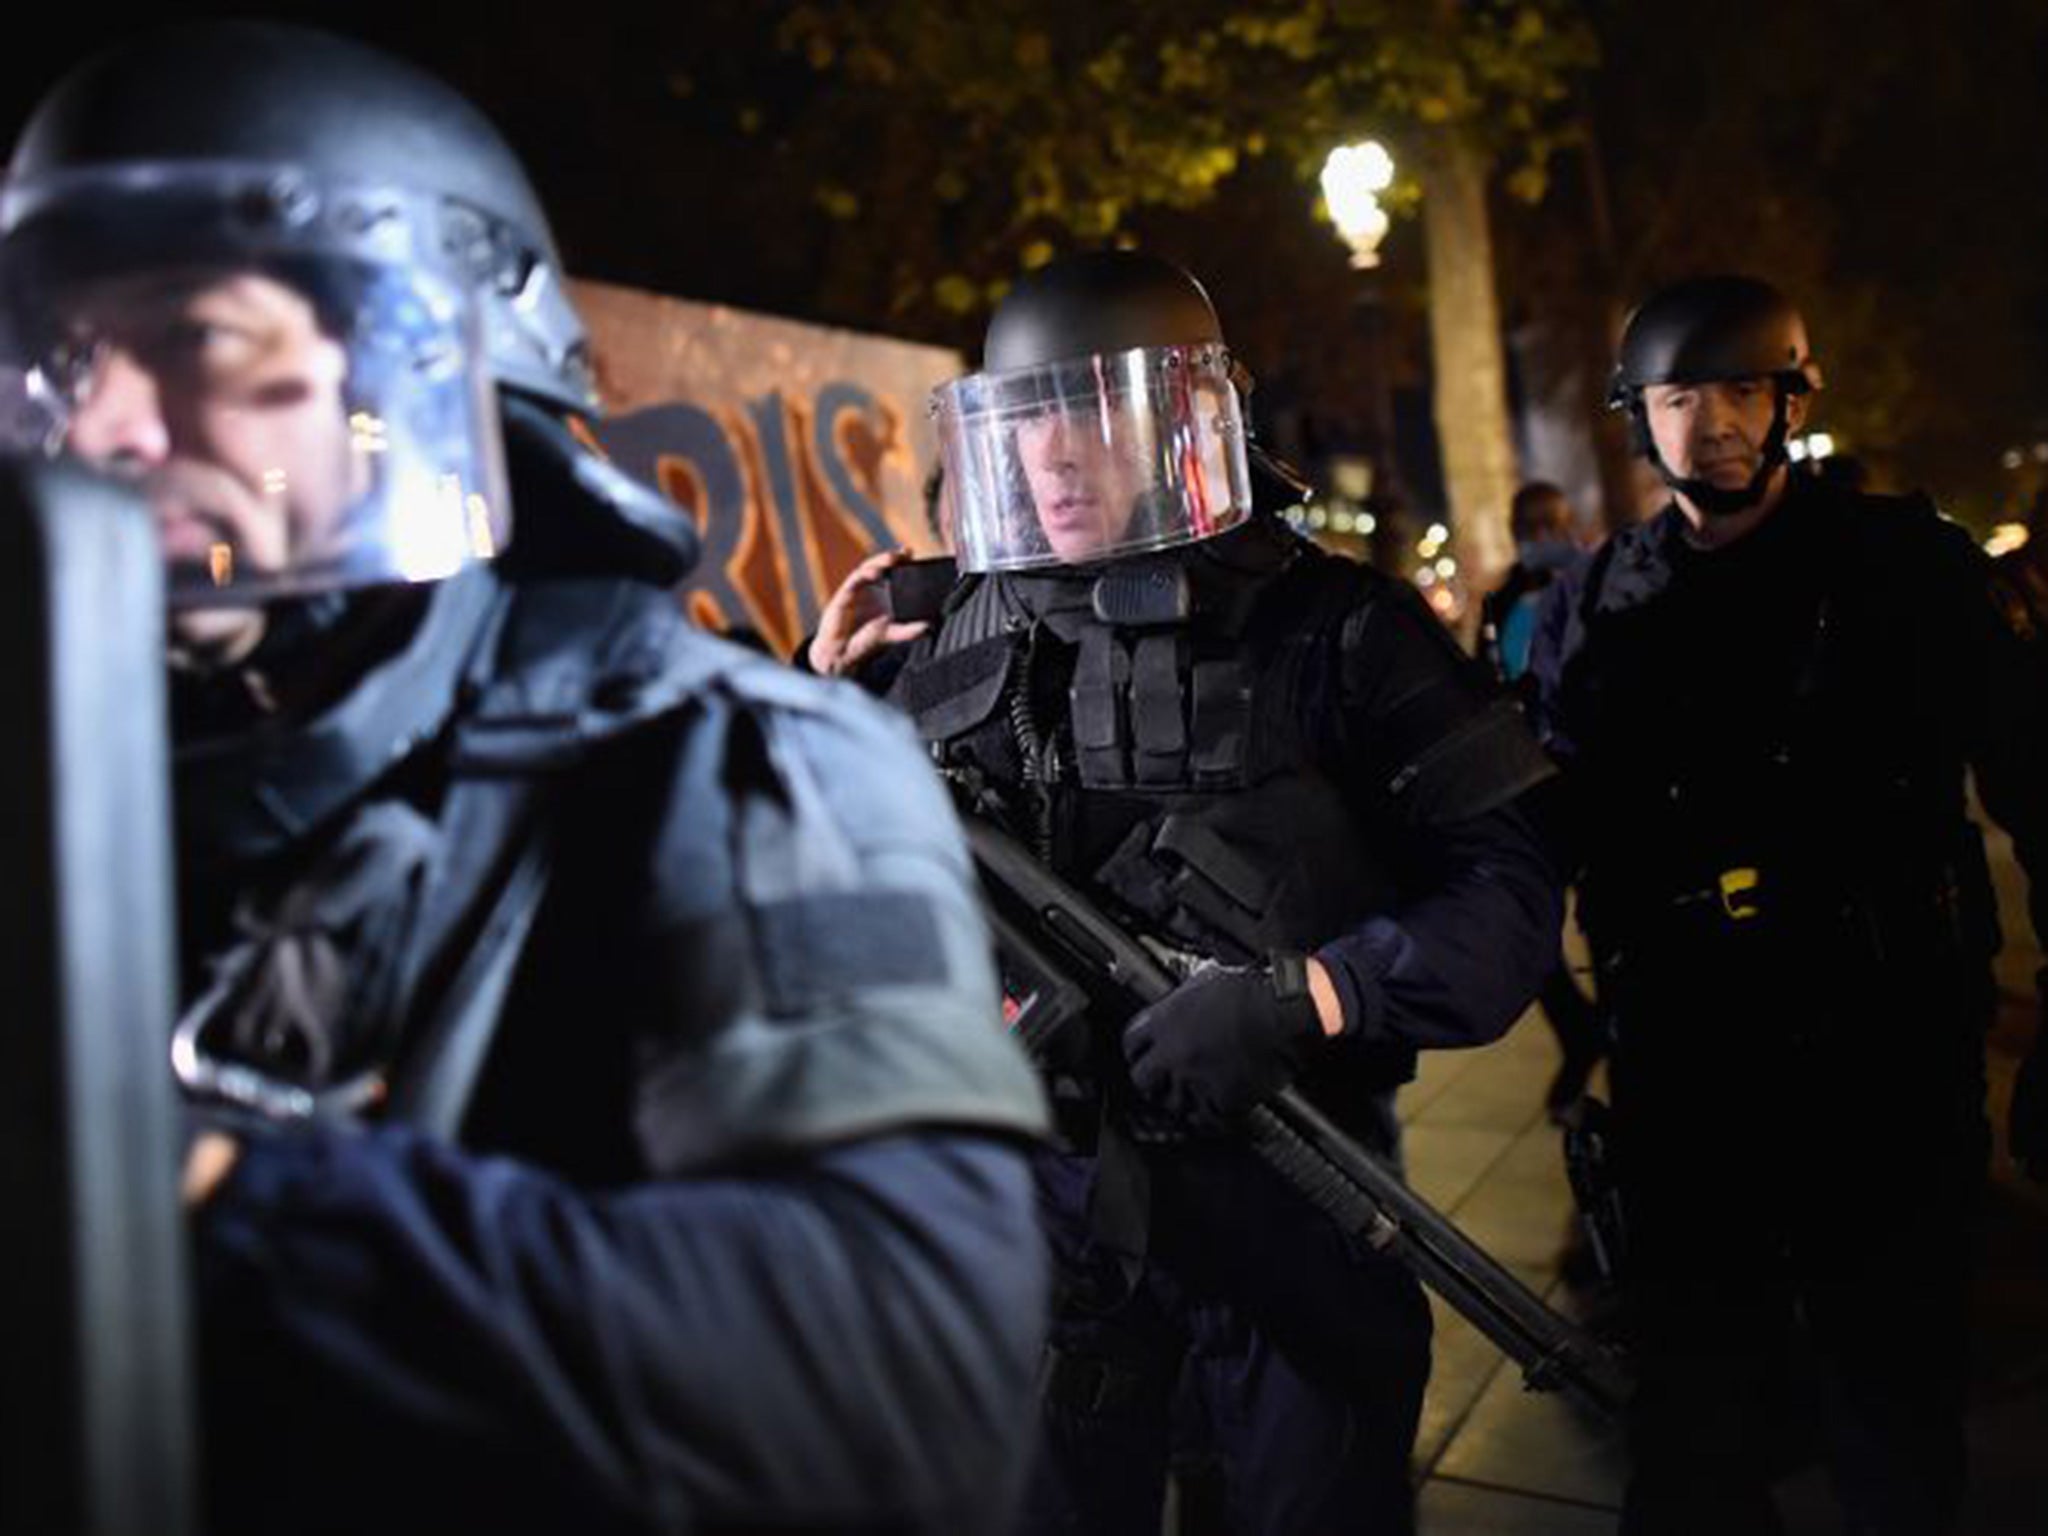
[1402,1006,1625,1534]
[1404,822,2048,1534]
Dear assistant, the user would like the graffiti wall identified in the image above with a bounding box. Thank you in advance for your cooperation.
[572,280,962,657]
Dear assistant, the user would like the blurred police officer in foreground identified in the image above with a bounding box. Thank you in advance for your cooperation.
[0,22,1050,1534]
[1530,275,2046,1535]
[813,251,1561,1535]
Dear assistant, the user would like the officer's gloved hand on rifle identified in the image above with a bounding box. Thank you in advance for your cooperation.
[1122,953,1330,1130]
[2013,980,2048,1182]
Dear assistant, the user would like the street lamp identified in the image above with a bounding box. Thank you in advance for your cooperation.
[1317,139,1404,567]
[1320,140,1396,268]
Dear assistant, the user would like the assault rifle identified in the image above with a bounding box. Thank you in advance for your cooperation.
[964,815,1633,1422]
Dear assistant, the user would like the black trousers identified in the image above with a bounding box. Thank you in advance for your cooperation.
[1607,935,1989,1536]
[1017,1142,1431,1536]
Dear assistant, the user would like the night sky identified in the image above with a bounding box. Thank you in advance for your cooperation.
[5,2,2047,529]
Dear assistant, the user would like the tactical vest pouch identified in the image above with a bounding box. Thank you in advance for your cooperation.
[895,633,1017,744]
[1095,812,1276,964]
[1155,814,1278,920]
[1131,634,1189,787]
[1073,627,1132,787]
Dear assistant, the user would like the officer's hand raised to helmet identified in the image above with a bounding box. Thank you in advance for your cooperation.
[1121,954,1335,1131]
[807,548,930,677]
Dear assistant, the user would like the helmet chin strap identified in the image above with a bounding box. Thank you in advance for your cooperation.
[1639,385,1793,518]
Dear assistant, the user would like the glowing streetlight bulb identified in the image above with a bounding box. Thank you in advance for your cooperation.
[1329,140,1395,194]
[1320,141,1396,269]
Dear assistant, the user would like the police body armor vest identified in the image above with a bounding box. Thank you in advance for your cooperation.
[890,518,1424,1110]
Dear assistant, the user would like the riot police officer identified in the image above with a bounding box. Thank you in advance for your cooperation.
[0,22,1049,1535]
[1529,275,2047,1534]
[814,251,1562,1535]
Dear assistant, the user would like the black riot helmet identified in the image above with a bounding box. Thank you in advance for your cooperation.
[1,22,693,611]
[934,251,1256,573]
[0,23,689,878]
[7,21,593,413]
[983,251,1229,373]
[1608,275,1824,517]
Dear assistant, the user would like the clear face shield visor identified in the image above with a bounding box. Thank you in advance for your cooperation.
[0,163,507,608]
[931,343,1253,574]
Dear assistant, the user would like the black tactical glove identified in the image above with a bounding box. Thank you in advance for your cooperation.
[2012,999,2048,1182]
[1122,953,1325,1130]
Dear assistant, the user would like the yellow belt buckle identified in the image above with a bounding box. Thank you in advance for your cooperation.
[1718,867,1762,922]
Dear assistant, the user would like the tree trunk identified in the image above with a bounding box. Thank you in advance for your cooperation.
[1417,125,1520,608]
